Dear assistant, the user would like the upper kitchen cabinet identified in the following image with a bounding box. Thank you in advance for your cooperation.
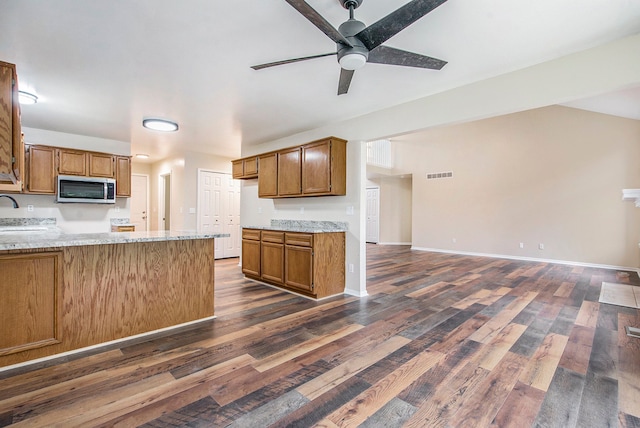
[302,137,346,196]
[115,156,131,197]
[277,146,302,196]
[232,156,258,179]
[23,143,131,197]
[25,145,56,194]
[255,137,347,199]
[0,61,24,192]
[57,148,87,176]
[88,152,115,178]
[257,152,278,198]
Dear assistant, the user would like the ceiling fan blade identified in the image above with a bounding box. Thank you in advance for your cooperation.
[338,68,354,95]
[368,45,447,69]
[284,0,352,47]
[356,0,448,51]
[251,52,336,70]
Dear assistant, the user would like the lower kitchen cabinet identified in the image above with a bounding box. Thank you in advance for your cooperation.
[0,252,62,356]
[241,228,345,299]
[261,231,284,284]
[242,229,261,278]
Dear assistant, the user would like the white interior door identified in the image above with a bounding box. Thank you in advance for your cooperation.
[366,187,380,243]
[198,170,240,259]
[130,174,148,231]
[223,175,241,258]
[198,170,223,258]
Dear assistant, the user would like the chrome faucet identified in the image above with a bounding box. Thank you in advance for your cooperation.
[0,195,19,208]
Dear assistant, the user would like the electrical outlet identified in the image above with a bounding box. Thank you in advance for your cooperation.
[27,205,34,212]
[519,242,524,249]
[258,206,262,214]
[452,238,456,243]
[539,243,544,250]
[346,206,354,215]
[115,206,120,212]
[299,207,304,214]
[349,263,354,273]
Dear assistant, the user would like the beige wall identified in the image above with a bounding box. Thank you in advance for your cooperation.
[393,105,640,268]
[367,176,413,245]
[146,152,233,231]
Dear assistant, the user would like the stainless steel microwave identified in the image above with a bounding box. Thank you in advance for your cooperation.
[56,175,116,204]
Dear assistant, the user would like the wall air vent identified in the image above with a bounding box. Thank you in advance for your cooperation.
[426,171,453,180]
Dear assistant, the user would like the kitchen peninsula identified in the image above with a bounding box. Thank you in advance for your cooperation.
[0,220,227,368]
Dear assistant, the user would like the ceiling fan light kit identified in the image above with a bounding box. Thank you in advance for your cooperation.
[252,0,448,95]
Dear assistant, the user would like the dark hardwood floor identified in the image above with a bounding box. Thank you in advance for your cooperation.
[1,244,639,427]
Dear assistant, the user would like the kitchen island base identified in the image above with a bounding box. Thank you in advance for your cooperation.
[0,237,215,368]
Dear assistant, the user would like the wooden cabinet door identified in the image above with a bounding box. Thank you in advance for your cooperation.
[232,159,244,178]
[285,244,313,293]
[302,140,331,194]
[278,147,301,196]
[258,153,278,197]
[244,157,258,177]
[261,242,284,284]
[115,156,131,197]
[88,153,114,178]
[0,61,22,191]
[0,252,62,356]
[242,239,261,277]
[57,149,87,176]
[26,145,56,194]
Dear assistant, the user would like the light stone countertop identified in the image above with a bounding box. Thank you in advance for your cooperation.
[243,220,348,234]
[0,229,229,251]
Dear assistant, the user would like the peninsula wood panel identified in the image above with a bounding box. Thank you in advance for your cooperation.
[0,252,62,356]
[0,238,215,367]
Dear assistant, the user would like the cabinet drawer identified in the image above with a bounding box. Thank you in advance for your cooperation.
[242,228,261,241]
[285,232,313,247]
[261,230,284,244]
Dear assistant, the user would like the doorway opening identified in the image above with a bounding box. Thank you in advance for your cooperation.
[160,173,171,231]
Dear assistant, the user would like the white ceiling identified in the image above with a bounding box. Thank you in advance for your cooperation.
[1,0,640,161]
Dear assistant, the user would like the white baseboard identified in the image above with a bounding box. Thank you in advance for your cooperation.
[377,242,412,246]
[410,246,640,275]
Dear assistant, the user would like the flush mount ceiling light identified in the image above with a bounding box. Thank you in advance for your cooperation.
[142,118,178,132]
[18,90,38,105]
[135,153,149,159]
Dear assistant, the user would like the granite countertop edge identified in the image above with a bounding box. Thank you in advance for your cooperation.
[243,225,348,233]
[0,231,229,251]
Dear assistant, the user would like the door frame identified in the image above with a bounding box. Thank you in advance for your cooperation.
[159,172,171,231]
[131,173,149,232]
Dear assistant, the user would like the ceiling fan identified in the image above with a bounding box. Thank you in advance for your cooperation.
[251,0,449,95]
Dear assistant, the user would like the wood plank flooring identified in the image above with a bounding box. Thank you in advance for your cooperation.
[1,244,639,427]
